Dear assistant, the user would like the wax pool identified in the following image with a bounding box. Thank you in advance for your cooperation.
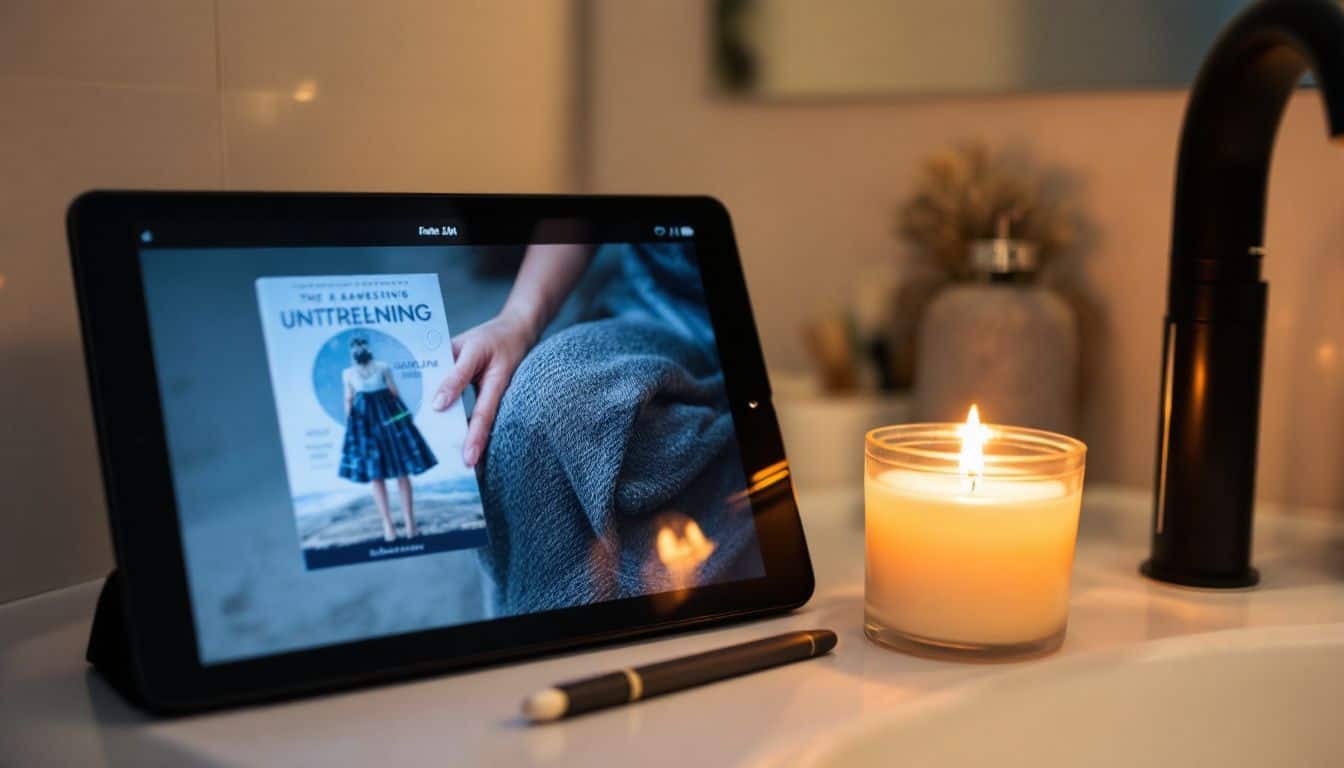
[865,468,1082,648]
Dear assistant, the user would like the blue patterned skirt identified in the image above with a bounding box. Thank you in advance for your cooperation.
[339,389,438,482]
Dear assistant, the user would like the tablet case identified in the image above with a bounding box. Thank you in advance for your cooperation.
[86,570,150,708]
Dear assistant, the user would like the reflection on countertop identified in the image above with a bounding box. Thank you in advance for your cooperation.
[2,485,1342,767]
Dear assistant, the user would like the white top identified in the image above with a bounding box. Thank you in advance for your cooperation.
[344,361,391,393]
[3,486,1343,766]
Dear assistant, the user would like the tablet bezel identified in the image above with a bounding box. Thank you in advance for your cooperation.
[67,191,813,713]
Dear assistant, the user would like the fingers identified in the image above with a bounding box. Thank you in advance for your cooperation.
[433,341,484,411]
[462,368,507,467]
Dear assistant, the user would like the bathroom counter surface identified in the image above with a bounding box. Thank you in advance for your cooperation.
[3,485,1343,766]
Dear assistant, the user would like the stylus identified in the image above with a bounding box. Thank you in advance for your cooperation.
[521,629,837,723]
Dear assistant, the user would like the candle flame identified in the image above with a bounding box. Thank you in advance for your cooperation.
[957,405,992,492]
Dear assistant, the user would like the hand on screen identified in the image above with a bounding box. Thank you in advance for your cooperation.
[433,243,591,468]
[431,309,537,468]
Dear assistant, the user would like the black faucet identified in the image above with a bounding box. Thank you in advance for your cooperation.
[1143,0,1344,588]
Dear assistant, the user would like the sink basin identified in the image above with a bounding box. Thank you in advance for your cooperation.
[784,624,1344,768]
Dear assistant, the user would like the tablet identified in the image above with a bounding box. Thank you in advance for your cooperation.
[67,192,812,713]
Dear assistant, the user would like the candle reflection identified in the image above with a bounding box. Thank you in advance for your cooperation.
[643,515,718,611]
[656,519,715,577]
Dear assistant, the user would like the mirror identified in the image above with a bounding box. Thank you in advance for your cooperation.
[713,0,1255,98]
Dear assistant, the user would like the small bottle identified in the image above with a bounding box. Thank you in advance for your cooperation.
[914,220,1078,435]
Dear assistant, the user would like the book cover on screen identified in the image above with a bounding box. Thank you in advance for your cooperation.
[255,274,487,569]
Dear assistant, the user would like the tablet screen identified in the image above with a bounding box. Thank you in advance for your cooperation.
[138,234,766,665]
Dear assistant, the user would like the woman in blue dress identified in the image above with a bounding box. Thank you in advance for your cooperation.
[339,337,438,542]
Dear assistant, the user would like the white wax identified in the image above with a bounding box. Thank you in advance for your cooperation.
[865,468,1082,646]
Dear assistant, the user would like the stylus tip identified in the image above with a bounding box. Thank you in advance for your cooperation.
[523,687,569,723]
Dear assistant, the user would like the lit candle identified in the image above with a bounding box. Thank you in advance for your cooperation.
[864,407,1086,658]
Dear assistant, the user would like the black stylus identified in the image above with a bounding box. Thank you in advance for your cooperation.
[522,629,837,722]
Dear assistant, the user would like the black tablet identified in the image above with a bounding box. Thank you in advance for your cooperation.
[67,191,812,713]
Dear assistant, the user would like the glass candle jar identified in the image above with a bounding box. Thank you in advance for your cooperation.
[864,420,1086,659]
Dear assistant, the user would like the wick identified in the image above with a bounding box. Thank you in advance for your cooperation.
[961,473,979,495]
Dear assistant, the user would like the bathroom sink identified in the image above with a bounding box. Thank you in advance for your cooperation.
[783,624,1344,768]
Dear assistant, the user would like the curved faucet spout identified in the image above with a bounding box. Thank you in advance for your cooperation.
[1147,0,1344,588]
[1170,0,1344,293]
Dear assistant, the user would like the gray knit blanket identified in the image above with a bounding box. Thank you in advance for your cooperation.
[476,245,763,615]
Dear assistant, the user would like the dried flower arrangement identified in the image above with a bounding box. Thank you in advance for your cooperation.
[799,141,1087,394]
[897,141,1080,280]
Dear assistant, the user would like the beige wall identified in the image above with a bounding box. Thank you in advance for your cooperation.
[6,1,1344,602]
[586,0,1344,512]
[0,0,576,602]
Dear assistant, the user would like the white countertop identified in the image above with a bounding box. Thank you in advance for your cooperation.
[3,486,1343,767]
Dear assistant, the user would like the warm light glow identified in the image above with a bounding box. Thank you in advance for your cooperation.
[956,405,992,492]
[656,520,715,569]
[1317,340,1339,370]
[727,460,791,506]
[292,79,318,103]
[749,459,789,484]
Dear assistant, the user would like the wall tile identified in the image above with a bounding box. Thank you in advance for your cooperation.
[0,0,216,88]
[0,78,222,602]
[1,0,580,601]
[219,82,569,192]
[217,0,575,192]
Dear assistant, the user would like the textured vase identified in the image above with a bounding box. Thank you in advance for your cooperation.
[914,282,1078,435]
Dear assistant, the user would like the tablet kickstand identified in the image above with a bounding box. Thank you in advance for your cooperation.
[86,569,150,709]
